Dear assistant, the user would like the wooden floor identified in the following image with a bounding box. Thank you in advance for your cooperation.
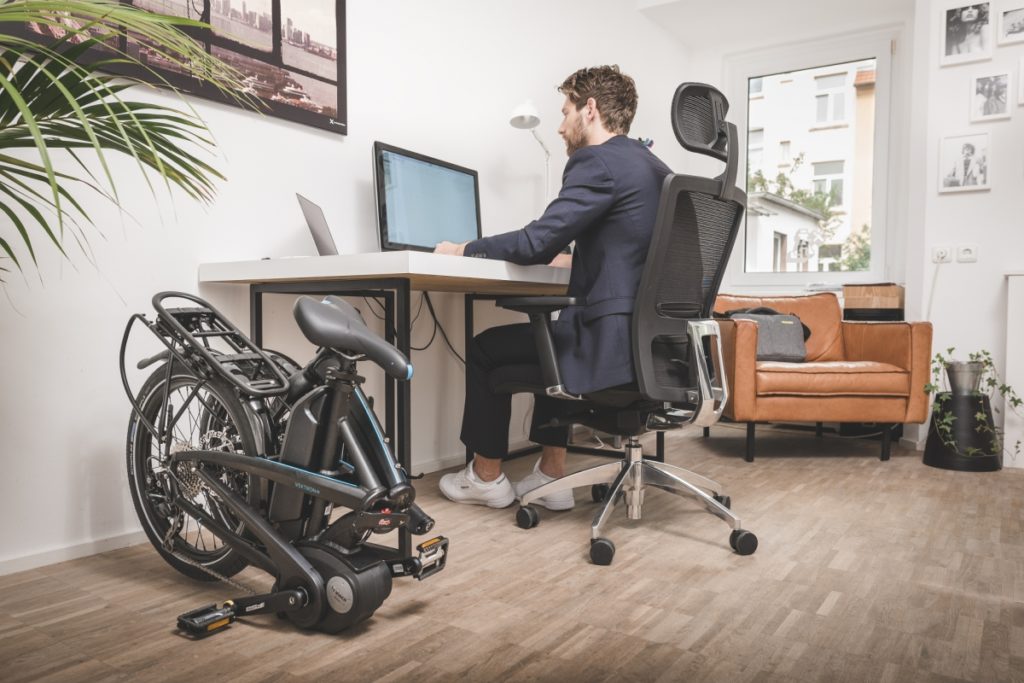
[3,426,1023,682]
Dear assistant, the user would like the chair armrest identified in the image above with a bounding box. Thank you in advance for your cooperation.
[842,321,933,423]
[495,296,579,314]
[717,318,759,421]
[495,296,582,399]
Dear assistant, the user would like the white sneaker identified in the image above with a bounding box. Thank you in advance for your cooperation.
[439,464,515,508]
[514,459,575,511]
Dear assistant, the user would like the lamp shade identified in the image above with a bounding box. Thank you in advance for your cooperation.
[509,100,541,129]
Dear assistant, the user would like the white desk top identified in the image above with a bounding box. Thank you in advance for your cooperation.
[199,251,570,296]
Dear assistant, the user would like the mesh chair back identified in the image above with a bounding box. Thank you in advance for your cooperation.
[632,84,745,404]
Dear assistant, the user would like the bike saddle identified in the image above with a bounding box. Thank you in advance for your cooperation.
[293,296,413,380]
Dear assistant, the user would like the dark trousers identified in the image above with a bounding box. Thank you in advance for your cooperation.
[461,323,572,461]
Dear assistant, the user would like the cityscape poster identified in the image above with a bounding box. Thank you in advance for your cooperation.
[23,0,347,135]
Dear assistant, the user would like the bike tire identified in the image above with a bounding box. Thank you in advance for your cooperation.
[126,363,261,582]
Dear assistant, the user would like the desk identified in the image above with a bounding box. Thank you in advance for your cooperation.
[200,251,570,553]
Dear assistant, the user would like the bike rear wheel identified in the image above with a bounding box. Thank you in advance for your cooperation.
[126,364,260,581]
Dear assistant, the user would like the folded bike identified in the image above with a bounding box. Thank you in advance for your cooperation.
[120,291,447,636]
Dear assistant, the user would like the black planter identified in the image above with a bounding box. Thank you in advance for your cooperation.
[923,393,1002,472]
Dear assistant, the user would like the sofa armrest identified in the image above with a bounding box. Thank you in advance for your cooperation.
[842,321,933,422]
[842,321,913,368]
[717,318,759,421]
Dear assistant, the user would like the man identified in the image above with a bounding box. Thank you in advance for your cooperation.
[434,65,671,509]
[949,142,981,187]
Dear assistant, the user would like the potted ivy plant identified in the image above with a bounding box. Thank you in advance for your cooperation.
[923,347,1023,471]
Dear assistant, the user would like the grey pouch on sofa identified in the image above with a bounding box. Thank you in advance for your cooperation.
[728,311,808,362]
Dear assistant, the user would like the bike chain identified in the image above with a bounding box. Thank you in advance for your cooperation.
[168,547,259,596]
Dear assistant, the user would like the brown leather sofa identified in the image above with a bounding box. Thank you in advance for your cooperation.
[711,292,932,461]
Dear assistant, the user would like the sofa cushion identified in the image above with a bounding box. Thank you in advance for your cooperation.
[756,361,910,397]
[715,292,846,362]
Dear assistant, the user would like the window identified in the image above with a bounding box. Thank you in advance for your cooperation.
[812,160,845,206]
[814,72,847,124]
[779,140,791,165]
[748,128,764,170]
[773,232,787,271]
[738,42,888,279]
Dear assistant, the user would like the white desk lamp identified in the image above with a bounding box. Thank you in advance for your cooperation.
[510,100,551,201]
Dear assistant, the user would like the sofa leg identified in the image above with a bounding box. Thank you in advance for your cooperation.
[702,427,710,439]
[880,424,892,461]
[745,423,755,462]
[816,422,823,438]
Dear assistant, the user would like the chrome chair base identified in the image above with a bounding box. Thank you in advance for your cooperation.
[518,437,746,554]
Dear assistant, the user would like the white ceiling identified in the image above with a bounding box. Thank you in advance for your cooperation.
[638,0,916,54]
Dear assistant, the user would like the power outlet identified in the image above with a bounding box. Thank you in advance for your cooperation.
[932,246,952,263]
[957,244,979,263]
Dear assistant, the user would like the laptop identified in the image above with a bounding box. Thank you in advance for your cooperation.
[296,193,339,256]
[371,142,483,252]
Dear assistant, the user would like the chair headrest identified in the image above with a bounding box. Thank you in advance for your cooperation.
[671,82,730,163]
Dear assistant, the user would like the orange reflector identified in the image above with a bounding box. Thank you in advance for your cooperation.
[207,618,231,631]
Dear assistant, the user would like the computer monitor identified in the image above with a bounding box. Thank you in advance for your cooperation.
[372,142,482,252]
[296,193,339,256]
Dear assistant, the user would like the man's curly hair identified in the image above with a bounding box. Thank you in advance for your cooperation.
[558,65,638,135]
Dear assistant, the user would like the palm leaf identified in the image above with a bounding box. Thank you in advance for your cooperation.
[0,0,259,282]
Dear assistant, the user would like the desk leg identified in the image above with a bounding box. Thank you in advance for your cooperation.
[249,287,263,347]
[464,294,475,464]
[397,282,411,557]
[384,292,395,446]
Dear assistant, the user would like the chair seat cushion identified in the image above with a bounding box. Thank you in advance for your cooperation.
[756,361,910,397]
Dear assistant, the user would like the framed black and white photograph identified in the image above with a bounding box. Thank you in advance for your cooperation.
[970,73,1011,121]
[939,133,990,193]
[941,3,993,66]
[21,0,347,136]
[997,4,1024,44]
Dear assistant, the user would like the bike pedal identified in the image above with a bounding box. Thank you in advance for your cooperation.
[176,602,236,638]
[385,535,449,580]
[414,536,448,580]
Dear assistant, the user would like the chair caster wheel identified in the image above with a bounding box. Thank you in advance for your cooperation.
[516,506,539,530]
[712,494,731,509]
[591,484,609,503]
[590,537,615,565]
[729,529,758,556]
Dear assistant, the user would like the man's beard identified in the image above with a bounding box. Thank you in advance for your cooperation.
[563,117,587,155]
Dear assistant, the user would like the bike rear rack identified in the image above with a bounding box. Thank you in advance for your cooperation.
[119,291,292,440]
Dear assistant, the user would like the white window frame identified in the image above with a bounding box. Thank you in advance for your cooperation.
[724,27,896,288]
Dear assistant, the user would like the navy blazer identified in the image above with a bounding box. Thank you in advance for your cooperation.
[465,135,672,394]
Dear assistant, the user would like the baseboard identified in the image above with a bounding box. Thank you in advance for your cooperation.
[900,436,927,452]
[0,530,148,577]
[3,444,537,575]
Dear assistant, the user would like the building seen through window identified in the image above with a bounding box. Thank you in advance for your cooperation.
[745,58,876,273]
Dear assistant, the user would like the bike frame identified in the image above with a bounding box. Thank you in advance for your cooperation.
[120,293,427,589]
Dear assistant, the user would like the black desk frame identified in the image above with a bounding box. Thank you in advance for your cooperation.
[248,280,664,558]
[250,278,412,556]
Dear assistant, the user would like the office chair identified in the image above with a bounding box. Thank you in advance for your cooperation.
[492,82,756,565]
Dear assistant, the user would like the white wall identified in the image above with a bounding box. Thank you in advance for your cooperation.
[0,1,690,572]
[663,0,1022,450]
[904,0,1024,452]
